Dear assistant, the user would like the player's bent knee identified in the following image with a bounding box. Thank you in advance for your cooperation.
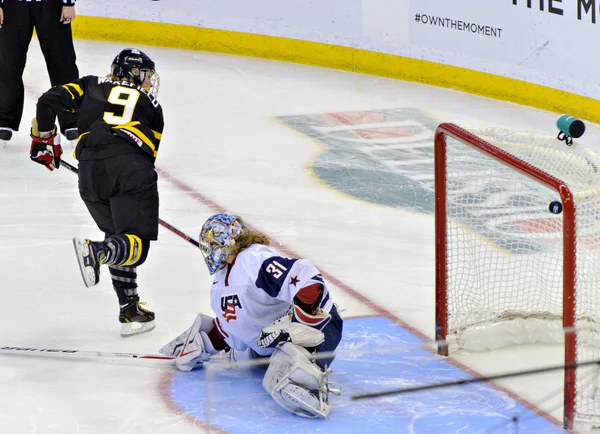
[104,234,151,267]
[121,234,150,266]
[263,342,333,418]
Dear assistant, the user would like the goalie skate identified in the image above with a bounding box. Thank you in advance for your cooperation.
[73,238,102,288]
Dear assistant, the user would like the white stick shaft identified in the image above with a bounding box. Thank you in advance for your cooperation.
[0,346,174,361]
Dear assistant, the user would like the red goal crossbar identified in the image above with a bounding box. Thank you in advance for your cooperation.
[434,123,577,428]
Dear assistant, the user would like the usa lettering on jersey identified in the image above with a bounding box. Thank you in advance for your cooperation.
[221,294,242,322]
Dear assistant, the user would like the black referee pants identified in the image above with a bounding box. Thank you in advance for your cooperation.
[0,0,78,133]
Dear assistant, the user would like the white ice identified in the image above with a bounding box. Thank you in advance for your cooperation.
[2,38,598,433]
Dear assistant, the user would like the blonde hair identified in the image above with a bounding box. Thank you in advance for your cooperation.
[228,229,270,259]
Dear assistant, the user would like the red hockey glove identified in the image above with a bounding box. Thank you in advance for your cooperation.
[30,119,63,171]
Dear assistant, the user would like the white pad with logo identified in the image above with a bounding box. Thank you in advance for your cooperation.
[263,342,332,418]
[159,313,219,371]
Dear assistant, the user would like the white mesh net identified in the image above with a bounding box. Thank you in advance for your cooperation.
[440,126,600,424]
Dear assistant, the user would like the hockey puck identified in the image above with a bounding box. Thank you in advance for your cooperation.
[549,201,563,214]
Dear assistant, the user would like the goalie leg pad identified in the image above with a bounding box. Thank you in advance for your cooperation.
[279,383,323,419]
[263,342,332,418]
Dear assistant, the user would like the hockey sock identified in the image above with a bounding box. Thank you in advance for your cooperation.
[109,265,138,304]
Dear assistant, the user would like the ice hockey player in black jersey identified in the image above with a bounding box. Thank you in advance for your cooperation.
[29,48,164,337]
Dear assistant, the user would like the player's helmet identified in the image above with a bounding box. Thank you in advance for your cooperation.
[111,48,160,97]
[199,213,245,274]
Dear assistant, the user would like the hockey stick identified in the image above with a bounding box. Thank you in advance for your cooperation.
[351,358,600,401]
[59,160,201,248]
[0,345,174,361]
[157,219,200,248]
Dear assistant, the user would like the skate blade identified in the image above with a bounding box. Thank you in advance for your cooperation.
[120,320,156,338]
[72,238,98,288]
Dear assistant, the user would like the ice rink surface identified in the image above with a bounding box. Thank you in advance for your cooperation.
[2,38,599,433]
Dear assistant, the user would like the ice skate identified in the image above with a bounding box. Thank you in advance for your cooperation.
[64,128,78,141]
[0,127,12,142]
[119,298,155,337]
[73,238,105,288]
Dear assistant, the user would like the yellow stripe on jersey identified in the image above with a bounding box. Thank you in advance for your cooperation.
[62,85,76,99]
[61,83,84,100]
[123,125,157,156]
[152,130,162,140]
[64,83,84,97]
[115,122,158,157]
[115,121,141,128]
[122,234,143,266]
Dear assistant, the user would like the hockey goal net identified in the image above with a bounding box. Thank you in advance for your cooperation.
[434,123,600,429]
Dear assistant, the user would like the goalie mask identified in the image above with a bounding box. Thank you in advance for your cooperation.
[111,48,160,97]
[199,213,244,275]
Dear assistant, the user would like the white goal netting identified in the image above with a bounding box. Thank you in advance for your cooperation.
[438,125,600,425]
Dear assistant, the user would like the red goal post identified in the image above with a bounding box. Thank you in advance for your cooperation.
[433,122,600,429]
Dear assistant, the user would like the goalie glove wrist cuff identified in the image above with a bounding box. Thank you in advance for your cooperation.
[292,305,331,331]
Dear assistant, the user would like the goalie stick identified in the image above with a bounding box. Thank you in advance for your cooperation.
[351,358,600,401]
[0,345,174,361]
[59,160,200,248]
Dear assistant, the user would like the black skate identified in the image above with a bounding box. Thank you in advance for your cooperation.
[73,238,105,288]
[119,299,155,337]
[64,128,79,141]
[0,127,12,141]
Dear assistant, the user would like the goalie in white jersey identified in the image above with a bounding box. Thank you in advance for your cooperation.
[160,213,343,418]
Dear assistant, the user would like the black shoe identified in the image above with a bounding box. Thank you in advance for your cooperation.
[64,128,78,141]
[119,298,155,337]
[0,128,13,141]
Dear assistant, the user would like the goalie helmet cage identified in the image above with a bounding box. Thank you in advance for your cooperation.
[434,122,600,430]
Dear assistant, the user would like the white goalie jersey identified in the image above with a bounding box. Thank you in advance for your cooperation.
[209,244,334,356]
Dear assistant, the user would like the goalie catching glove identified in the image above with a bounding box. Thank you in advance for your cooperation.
[258,305,331,349]
[30,118,62,171]
[159,313,221,371]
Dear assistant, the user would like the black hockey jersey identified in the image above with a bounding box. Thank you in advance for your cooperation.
[36,75,164,162]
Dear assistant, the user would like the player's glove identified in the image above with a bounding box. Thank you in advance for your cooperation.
[30,118,62,171]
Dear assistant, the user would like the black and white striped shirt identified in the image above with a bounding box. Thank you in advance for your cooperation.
[0,0,76,5]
